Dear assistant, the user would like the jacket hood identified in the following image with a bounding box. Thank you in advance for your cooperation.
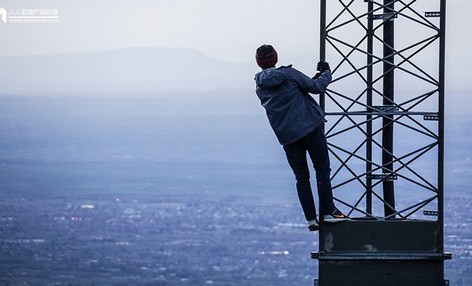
[254,68,287,89]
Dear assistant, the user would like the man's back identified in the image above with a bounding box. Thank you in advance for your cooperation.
[254,66,330,145]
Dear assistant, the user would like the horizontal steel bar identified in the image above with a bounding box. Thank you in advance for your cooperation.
[326,111,439,116]
[312,252,452,261]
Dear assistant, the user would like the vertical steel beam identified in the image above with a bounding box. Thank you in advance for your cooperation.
[437,0,447,254]
[366,1,374,215]
[319,0,327,111]
[382,0,396,216]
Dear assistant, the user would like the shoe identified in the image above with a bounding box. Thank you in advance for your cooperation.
[323,209,350,223]
[307,219,319,231]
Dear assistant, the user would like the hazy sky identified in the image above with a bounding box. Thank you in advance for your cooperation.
[0,0,321,62]
[0,1,469,61]
[0,0,470,91]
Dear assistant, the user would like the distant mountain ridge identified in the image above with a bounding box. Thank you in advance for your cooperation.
[0,47,257,95]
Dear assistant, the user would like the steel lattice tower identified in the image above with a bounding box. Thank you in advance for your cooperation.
[312,1,451,285]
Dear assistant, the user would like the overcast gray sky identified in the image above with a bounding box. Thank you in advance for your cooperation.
[0,0,470,92]
[0,1,468,60]
[0,0,321,62]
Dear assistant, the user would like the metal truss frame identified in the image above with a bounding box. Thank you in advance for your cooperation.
[319,0,446,238]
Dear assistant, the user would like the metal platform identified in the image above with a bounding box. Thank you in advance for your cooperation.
[312,219,451,286]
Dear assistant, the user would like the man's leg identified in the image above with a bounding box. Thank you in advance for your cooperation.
[283,140,317,222]
[304,127,336,215]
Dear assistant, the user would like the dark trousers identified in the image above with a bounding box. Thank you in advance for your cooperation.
[283,126,336,221]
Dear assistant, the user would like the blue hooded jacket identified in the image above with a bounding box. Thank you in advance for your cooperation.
[255,66,331,145]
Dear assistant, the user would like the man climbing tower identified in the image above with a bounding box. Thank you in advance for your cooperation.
[254,44,349,231]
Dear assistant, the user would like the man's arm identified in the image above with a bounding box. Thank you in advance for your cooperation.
[288,68,332,94]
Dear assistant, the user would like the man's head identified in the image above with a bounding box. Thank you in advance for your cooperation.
[255,44,278,69]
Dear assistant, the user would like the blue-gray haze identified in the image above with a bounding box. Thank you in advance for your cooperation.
[0,92,470,285]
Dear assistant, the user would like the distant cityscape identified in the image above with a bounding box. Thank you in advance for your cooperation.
[0,194,470,285]
[0,95,470,285]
